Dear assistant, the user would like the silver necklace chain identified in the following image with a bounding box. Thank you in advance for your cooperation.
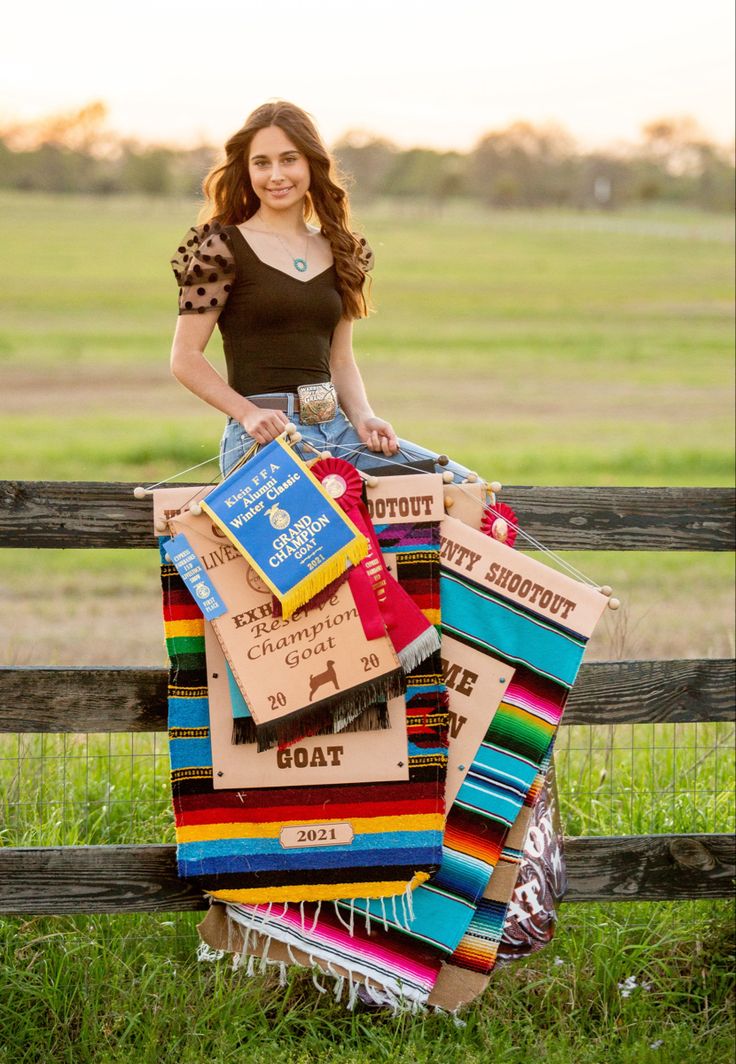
[257,213,309,273]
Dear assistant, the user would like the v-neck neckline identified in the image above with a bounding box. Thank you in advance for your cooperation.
[232,225,335,284]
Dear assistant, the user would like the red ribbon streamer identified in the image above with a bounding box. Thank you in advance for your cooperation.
[311,459,438,669]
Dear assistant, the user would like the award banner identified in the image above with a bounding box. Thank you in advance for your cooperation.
[200,436,368,618]
[364,473,445,526]
[441,634,515,807]
[205,626,410,789]
[165,533,228,621]
[439,515,608,648]
[168,507,404,751]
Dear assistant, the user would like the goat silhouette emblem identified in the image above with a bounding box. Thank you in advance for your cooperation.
[308,660,339,702]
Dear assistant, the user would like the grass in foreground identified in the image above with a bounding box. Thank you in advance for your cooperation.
[0,901,733,1064]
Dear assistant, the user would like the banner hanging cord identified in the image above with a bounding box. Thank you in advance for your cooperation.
[144,432,606,591]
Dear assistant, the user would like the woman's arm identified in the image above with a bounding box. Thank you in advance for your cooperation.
[329,318,399,455]
[170,313,289,444]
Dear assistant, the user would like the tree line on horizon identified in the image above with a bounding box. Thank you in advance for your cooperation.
[0,102,733,211]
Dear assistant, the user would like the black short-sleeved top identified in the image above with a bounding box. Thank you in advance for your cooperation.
[170,221,373,397]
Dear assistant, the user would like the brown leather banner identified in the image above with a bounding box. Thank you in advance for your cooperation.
[168,508,403,749]
[205,624,410,789]
[364,474,445,524]
[440,514,608,637]
[441,634,514,807]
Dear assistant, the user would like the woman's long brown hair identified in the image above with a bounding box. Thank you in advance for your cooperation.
[199,101,370,320]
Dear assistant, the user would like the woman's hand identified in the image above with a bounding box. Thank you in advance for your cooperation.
[240,405,290,444]
[356,416,399,456]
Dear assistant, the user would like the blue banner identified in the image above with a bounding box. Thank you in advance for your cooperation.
[200,435,367,617]
[164,532,228,619]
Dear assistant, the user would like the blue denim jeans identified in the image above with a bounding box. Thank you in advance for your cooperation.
[219,392,475,482]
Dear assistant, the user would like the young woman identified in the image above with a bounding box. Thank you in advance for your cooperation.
[170,100,470,481]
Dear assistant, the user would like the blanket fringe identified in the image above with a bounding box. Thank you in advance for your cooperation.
[223,903,431,1014]
[196,941,225,963]
[199,919,432,1017]
[336,701,390,735]
[232,716,257,745]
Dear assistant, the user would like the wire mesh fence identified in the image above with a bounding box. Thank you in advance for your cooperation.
[2,722,734,850]
[555,722,735,837]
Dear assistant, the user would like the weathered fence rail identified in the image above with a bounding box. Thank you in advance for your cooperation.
[1,481,734,915]
[1,482,733,550]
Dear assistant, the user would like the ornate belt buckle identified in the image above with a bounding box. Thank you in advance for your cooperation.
[297,382,338,425]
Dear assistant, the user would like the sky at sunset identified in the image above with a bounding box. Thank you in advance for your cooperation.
[2,0,734,152]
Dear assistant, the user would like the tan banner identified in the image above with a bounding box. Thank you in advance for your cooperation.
[364,474,445,525]
[439,514,608,638]
[168,508,402,739]
[205,625,410,790]
[441,635,514,807]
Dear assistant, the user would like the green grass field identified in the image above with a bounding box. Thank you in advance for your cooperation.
[0,192,733,1062]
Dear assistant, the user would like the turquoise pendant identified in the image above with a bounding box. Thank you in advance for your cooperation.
[293,258,308,273]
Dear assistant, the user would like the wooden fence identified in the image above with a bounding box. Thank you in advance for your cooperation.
[0,481,734,915]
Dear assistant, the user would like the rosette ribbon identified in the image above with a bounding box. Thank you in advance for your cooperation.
[311,458,441,673]
[481,501,519,548]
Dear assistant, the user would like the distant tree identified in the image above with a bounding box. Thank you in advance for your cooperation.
[120,144,174,195]
[378,148,467,209]
[634,115,735,209]
[0,101,112,155]
[0,101,732,211]
[629,115,731,208]
[332,131,398,200]
[640,116,707,176]
[470,121,576,207]
[169,145,218,198]
[694,142,735,212]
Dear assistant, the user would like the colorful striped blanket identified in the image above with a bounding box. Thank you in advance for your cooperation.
[215,518,607,1004]
[429,744,557,1007]
[211,760,557,1011]
[161,517,449,904]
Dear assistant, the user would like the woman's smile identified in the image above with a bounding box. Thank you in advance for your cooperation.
[248,125,311,212]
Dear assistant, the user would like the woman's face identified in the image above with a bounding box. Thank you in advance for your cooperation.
[247,125,311,211]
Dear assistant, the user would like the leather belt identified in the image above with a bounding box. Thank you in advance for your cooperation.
[247,394,300,413]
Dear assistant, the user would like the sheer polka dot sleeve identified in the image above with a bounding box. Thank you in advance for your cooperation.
[170,221,236,314]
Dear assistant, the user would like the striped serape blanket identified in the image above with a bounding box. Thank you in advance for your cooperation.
[161,517,449,904]
[216,753,558,1010]
[216,760,559,1011]
[428,745,558,1008]
[213,518,607,1004]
